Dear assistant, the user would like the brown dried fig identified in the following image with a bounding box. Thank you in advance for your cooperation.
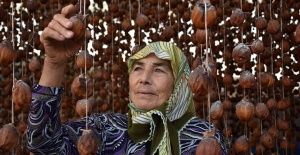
[77,129,100,155]
[71,74,93,101]
[210,100,224,120]
[191,0,217,29]
[233,135,249,154]
[235,97,255,122]
[196,130,222,155]
[70,13,88,41]
[12,79,32,106]
[239,70,256,89]
[0,123,19,150]
[0,40,16,66]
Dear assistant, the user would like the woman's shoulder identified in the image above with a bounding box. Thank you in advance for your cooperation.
[181,117,222,137]
[90,113,128,129]
[185,117,213,130]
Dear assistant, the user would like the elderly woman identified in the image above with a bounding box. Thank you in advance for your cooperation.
[26,4,227,155]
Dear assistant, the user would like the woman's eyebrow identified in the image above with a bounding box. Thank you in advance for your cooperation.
[133,60,171,69]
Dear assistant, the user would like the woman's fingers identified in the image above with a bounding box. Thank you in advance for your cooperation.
[61,4,76,18]
[40,27,65,44]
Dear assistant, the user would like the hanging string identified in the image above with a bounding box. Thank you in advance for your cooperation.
[204,2,212,132]
[83,0,89,130]
[111,12,115,113]
[11,1,15,125]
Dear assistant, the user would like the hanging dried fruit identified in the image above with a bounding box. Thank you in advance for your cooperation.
[250,39,264,54]
[267,19,280,35]
[260,131,275,149]
[295,23,300,42]
[76,51,93,69]
[71,74,93,101]
[70,13,88,41]
[121,18,133,31]
[268,125,279,138]
[232,43,251,65]
[188,65,214,96]
[0,40,16,66]
[12,79,32,107]
[0,123,19,150]
[191,0,217,29]
[255,102,269,120]
[77,129,100,155]
[210,100,224,120]
[230,8,245,27]
[135,13,149,28]
[26,0,39,13]
[28,59,42,73]
[75,99,93,118]
[258,72,275,88]
[239,70,256,89]
[276,118,289,131]
[235,97,255,122]
[255,17,267,30]
[233,135,249,154]
[195,130,222,155]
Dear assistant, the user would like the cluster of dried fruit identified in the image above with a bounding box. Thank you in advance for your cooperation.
[0,0,300,154]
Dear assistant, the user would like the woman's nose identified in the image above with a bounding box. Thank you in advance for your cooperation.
[139,69,151,84]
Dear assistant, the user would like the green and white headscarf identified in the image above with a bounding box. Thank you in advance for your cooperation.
[127,41,195,155]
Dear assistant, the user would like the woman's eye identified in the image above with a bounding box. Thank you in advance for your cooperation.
[133,67,142,71]
[155,69,164,73]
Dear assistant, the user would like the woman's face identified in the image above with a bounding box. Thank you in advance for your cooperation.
[129,54,174,111]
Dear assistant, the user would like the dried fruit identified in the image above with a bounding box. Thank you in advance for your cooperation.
[0,124,19,150]
[268,125,279,138]
[235,97,255,122]
[230,8,245,26]
[76,99,93,118]
[0,40,16,66]
[77,129,100,155]
[28,59,42,73]
[76,51,93,69]
[239,70,256,89]
[162,26,175,39]
[232,43,251,65]
[255,17,267,30]
[188,65,213,96]
[233,135,249,154]
[70,13,88,41]
[250,39,264,54]
[222,99,232,110]
[255,102,269,120]
[71,74,93,101]
[266,98,277,110]
[12,79,32,106]
[135,13,149,28]
[295,23,300,43]
[276,118,289,131]
[267,19,280,35]
[258,72,275,88]
[195,130,222,155]
[191,0,217,29]
[26,0,39,13]
[260,132,274,149]
[121,18,132,31]
[210,100,224,120]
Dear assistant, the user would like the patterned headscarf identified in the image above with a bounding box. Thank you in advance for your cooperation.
[127,41,195,155]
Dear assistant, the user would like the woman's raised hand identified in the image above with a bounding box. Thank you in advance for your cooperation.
[40,4,90,66]
[39,4,90,87]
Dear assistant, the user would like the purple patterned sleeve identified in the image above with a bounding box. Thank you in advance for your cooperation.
[26,84,74,154]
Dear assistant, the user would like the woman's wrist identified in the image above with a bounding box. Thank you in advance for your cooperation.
[38,57,67,87]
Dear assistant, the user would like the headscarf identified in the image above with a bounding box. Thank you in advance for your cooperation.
[127,41,195,155]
